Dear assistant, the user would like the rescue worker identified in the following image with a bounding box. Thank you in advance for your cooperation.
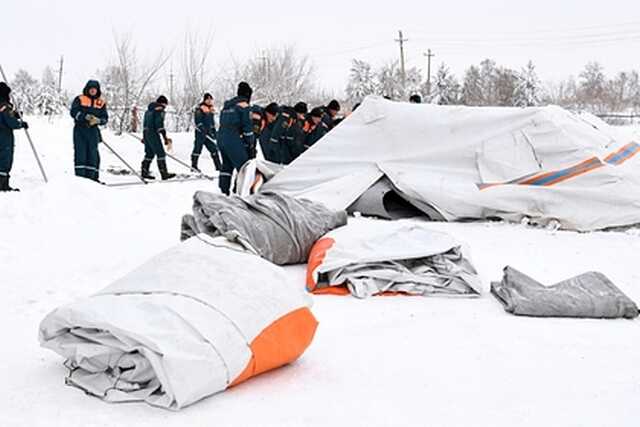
[304,107,329,149]
[70,80,108,182]
[217,82,255,195]
[248,105,264,159]
[288,102,309,160]
[141,96,175,180]
[258,102,279,161]
[192,93,221,172]
[268,105,297,165]
[0,82,29,192]
[410,94,422,104]
[323,99,341,130]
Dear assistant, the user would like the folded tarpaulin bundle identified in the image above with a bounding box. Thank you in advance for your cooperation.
[306,220,482,298]
[181,190,348,265]
[39,236,319,410]
[491,266,639,319]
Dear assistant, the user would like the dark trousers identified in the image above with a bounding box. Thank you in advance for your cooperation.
[0,131,14,178]
[143,134,166,162]
[218,139,249,195]
[192,135,218,158]
[73,127,100,181]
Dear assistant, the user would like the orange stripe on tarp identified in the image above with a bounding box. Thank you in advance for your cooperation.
[305,237,335,292]
[230,307,318,388]
[479,157,605,190]
[604,142,640,165]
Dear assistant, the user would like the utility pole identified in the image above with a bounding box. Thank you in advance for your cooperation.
[424,49,435,95]
[57,55,64,92]
[259,51,269,81]
[169,65,175,103]
[395,30,408,95]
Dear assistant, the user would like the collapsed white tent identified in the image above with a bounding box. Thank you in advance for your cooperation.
[264,97,640,231]
[39,236,318,410]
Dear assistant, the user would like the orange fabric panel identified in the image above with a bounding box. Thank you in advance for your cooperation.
[79,95,106,109]
[305,237,335,292]
[230,307,318,388]
[311,287,351,296]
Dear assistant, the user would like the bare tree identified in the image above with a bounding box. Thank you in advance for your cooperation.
[101,31,171,134]
[170,30,216,132]
[215,46,316,106]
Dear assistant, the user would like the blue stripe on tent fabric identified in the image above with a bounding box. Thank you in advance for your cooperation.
[522,159,602,186]
[605,143,640,165]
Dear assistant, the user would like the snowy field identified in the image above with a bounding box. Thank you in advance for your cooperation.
[1,118,639,426]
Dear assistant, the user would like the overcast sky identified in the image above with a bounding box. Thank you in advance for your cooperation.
[3,0,640,96]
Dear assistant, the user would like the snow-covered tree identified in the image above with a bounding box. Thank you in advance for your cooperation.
[514,61,541,107]
[461,65,483,106]
[346,59,377,101]
[377,61,404,100]
[430,63,460,105]
[578,61,607,112]
[34,67,67,116]
[9,69,39,114]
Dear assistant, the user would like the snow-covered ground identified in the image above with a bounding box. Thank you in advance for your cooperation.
[1,117,639,426]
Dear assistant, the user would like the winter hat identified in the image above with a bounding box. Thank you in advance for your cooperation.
[294,102,308,115]
[203,93,213,101]
[409,94,422,104]
[327,99,341,112]
[237,82,253,100]
[310,107,324,118]
[265,102,280,116]
[156,95,169,105]
[0,82,11,102]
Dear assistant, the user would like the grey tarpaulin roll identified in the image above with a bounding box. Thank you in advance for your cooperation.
[491,267,639,319]
[181,191,348,265]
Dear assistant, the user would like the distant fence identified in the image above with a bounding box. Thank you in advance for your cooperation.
[596,114,640,126]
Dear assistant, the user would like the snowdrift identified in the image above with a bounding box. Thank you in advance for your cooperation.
[264,97,640,231]
[307,221,481,298]
[39,236,318,410]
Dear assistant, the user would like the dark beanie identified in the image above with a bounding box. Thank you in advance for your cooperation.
[409,94,422,104]
[265,102,279,116]
[203,93,213,101]
[328,99,341,112]
[310,107,324,118]
[294,102,308,115]
[156,95,169,105]
[237,82,253,100]
[0,82,11,101]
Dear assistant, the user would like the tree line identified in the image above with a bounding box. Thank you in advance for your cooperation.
[346,58,640,116]
[8,33,640,133]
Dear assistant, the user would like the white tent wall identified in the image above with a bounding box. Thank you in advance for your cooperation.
[264,97,640,231]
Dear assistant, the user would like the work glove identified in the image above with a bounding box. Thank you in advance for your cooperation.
[86,114,100,127]
[13,111,21,120]
[21,121,29,130]
[164,137,174,152]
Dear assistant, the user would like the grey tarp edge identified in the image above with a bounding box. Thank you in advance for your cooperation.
[491,266,639,319]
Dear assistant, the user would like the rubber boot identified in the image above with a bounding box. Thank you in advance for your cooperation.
[141,159,156,180]
[158,159,176,181]
[191,155,200,172]
[0,176,19,192]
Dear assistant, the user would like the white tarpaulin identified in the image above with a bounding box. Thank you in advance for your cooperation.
[39,236,318,410]
[264,97,640,231]
[306,220,481,298]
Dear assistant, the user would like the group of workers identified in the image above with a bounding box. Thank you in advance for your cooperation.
[0,79,344,193]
